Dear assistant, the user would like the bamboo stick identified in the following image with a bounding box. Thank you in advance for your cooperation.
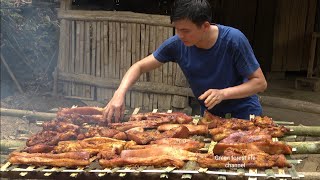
[0,108,56,120]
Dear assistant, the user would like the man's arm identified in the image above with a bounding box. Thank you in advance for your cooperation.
[103,54,163,123]
[199,68,267,109]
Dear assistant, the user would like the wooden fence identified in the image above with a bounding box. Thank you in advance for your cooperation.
[55,0,192,111]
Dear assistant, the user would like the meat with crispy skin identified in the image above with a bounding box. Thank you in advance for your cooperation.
[129,112,193,124]
[9,151,91,167]
[213,139,292,155]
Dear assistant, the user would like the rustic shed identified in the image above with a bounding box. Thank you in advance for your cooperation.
[54,0,192,112]
[55,0,320,112]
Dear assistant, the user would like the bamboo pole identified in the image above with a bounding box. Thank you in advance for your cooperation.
[259,95,320,114]
[0,140,25,152]
[286,125,320,136]
[0,108,56,120]
[287,141,320,154]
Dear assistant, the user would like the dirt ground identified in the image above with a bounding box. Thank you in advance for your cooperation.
[1,78,320,177]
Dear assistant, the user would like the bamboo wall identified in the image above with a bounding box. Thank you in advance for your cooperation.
[56,1,192,111]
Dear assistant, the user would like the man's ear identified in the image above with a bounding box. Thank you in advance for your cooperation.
[202,21,211,31]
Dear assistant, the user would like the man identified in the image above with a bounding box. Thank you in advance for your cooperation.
[103,0,267,123]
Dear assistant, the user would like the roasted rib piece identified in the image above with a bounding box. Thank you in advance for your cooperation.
[157,124,208,135]
[26,130,78,147]
[42,120,80,133]
[198,148,290,168]
[126,126,190,144]
[9,151,91,167]
[57,106,106,125]
[129,112,193,124]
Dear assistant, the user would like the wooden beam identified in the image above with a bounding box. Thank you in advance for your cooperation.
[58,71,194,97]
[58,10,172,27]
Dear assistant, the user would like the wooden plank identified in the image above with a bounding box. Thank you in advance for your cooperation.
[116,22,121,79]
[286,0,308,71]
[272,0,291,72]
[143,24,150,110]
[91,22,97,99]
[252,0,276,73]
[131,23,137,109]
[135,24,143,108]
[73,21,80,96]
[96,21,102,101]
[80,21,85,97]
[302,0,318,70]
[58,10,172,27]
[307,34,319,77]
[84,22,92,98]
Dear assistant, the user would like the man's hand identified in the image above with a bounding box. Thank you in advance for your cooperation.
[198,89,225,109]
[103,91,125,124]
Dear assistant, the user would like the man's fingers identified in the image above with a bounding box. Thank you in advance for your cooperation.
[198,91,210,100]
[114,109,121,123]
[120,105,125,121]
[107,107,114,124]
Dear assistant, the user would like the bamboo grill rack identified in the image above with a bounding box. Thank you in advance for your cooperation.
[0,108,305,179]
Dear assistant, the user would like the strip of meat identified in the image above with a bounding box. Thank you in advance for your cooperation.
[108,118,172,131]
[150,138,205,152]
[157,124,208,135]
[9,156,90,167]
[120,147,208,161]
[99,156,185,168]
[57,106,104,116]
[198,148,290,168]
[9,151,90,160]
[129,112,193,124]
[213,139,292,155]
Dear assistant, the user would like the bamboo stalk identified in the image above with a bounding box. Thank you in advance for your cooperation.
[286,125,320,136]
[0,108,56,120]
[287,141,320,154]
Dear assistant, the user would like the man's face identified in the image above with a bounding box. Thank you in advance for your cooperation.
[173,19,206,47]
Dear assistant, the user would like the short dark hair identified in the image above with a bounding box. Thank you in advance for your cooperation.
[170,0,212,27]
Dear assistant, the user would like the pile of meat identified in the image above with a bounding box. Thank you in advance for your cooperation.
[9,106,292,169]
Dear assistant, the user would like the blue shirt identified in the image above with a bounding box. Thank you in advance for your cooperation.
[153,24,262,119]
